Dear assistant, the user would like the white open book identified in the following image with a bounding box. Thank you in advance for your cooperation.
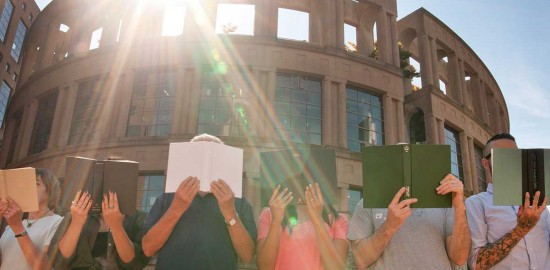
[0,167,38,212]
[165,142,244,198]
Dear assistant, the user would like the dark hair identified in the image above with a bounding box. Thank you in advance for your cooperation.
[483,133,516,158]
[280,188,340,234]
[36,168,61,211]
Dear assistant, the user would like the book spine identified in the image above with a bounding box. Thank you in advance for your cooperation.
[535,149,545,206]
[522,149,530,206]
[92,162,104,212]
[403,145,412,200]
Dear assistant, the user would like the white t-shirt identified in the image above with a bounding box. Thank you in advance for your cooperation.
[0,214,62,270]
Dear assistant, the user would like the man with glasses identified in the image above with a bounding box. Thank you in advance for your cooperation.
[465,133,550,270]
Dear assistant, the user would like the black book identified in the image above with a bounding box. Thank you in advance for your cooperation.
[63,156,138,215]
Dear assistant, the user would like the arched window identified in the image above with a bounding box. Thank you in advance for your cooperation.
[409,110,426,144]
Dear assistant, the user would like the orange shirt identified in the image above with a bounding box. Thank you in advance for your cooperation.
[257,208,349,270]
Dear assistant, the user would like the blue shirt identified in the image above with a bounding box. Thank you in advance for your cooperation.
[144,193,257,270]
[465,184,550,270]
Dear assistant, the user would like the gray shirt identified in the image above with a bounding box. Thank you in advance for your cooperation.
[465,183,550,270]
[348,199,455,270]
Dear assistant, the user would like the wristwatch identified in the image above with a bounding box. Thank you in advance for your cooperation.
[225,213,239,226]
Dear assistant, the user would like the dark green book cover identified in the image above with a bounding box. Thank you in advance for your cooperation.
[362,144,452,208]
[492,148,549,206]
[260,147,337,207]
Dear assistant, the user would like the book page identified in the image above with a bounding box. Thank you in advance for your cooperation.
[209,143,243,198]
[0,171,6,201]
[166,142,244,197]
[166,142,207,192]
[4,168,38,212]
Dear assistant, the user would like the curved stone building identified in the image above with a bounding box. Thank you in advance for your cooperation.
[0,0,508,218]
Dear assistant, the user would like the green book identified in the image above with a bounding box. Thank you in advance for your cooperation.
[260,147,337,207]
[492,148,549,206]
[362,144,452,208]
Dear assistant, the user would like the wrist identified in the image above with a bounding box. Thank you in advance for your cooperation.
[222,209,237,222]
[109,222,125,233]
[379,222,398,237]
[11,224,25,235]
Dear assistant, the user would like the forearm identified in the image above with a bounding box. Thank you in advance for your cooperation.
[13,226,49,270]
[58,221,85,259]
[448,205,471,265]
[311,220,347,270]
[257,224,282,270]
[142,206,182,257]
[352,225,395,269]
[475,227,528,270]
[227,216,255,263]
[110,223,135,264]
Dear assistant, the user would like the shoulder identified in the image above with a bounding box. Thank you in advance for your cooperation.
[465,192,488,209]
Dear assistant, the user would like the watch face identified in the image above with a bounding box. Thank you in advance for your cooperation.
[228,218,237,226]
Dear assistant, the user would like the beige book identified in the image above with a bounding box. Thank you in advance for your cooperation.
[0,167,39,212]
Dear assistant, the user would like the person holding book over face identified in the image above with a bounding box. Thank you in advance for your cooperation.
[256,179,349,270]
[49,190,150,270]
[348,174,471,269]
[142,134,257,270]
[465,133,550,270]
[0,168,63,270]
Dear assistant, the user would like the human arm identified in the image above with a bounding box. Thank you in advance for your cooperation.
[306,183,349,270]
[3,198,51,270]
[436,174,471,265]
[103,191,135,264]
[256,186,293,270]
[210,179,255,263]
[473,192,547,270]
[58,191,92,259]
[141,176,199,257]
[351,187,417,269]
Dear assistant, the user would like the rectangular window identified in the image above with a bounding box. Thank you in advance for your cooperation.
[161,4,186,36]
[347,187,362,214]
[275,73,322,144]
[89,27,102,50]
[474,145,487,192]
[29,90,59,155]
[198,68,253,137]
[215,4,255,36]
[346,86,384,152]
[277,8,309,42]
[126,71,175,137]
[68,80,104,145]
[444,126,464,181]
[344,23,357,52]
[10,20,27,62]
[137,174,166,212]
[0,0,13,42]
[0,80,12,127]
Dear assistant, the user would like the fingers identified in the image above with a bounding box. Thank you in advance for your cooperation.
[218,179,233,193]
[396,198,418,209]
[523,192,531,209]
[390,187,406,206]
[539,196,548,212]
[532,191,540,209]
[177,176,194,191]
[73,190,82,204]
[270,185,281,202]
[314,183,323,203]
[83,198,93,213]
[102,194,107,212]
[112,192,119,209]
[77,192,89,207]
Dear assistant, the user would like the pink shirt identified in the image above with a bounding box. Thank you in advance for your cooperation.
[257,208,349,270]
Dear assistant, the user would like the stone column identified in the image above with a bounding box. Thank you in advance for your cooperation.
[418,33,433,88]
[115,71,135,138]
[448,54,463,103]
[322,78,333,146]
[172,68,187,135]
[338,82,347,148]
[430,37,439,89]
[335,0,345,49]
[396,99,405,143]
[390,14,400,67]
[375,9,390,64]
[425,113,438,144]
[437,118,446,145]
[56,83,78,147]
[459,132,473,194]
[459,60,470,108]
[467,137,479,194]
[479,81,490,124]
[37,23,59,70]
[186,69,201,134]
[18,100,39,159]
[383,94,396,145]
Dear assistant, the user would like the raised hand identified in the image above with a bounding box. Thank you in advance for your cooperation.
[171,176,199,214]
[268,185,293,224]
[0,199,8,217]
[210,179,236,221]
[436,173,464,208]
[70,190,92,227]
[4,197,24,231]
[102,191,124,228]
[517,191,547,233]
[383,187,417,234]
[305,183,324,223]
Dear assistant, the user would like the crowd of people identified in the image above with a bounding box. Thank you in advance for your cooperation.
[0,133,547,270]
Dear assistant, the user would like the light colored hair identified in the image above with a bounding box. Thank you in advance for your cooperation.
[36,168,61,211]
[190,133,224,144]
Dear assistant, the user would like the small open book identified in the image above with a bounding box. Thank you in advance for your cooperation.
[0,168,39,212]
[166,142,244,197]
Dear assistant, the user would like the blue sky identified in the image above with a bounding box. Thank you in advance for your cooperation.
[34,0,550,148]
